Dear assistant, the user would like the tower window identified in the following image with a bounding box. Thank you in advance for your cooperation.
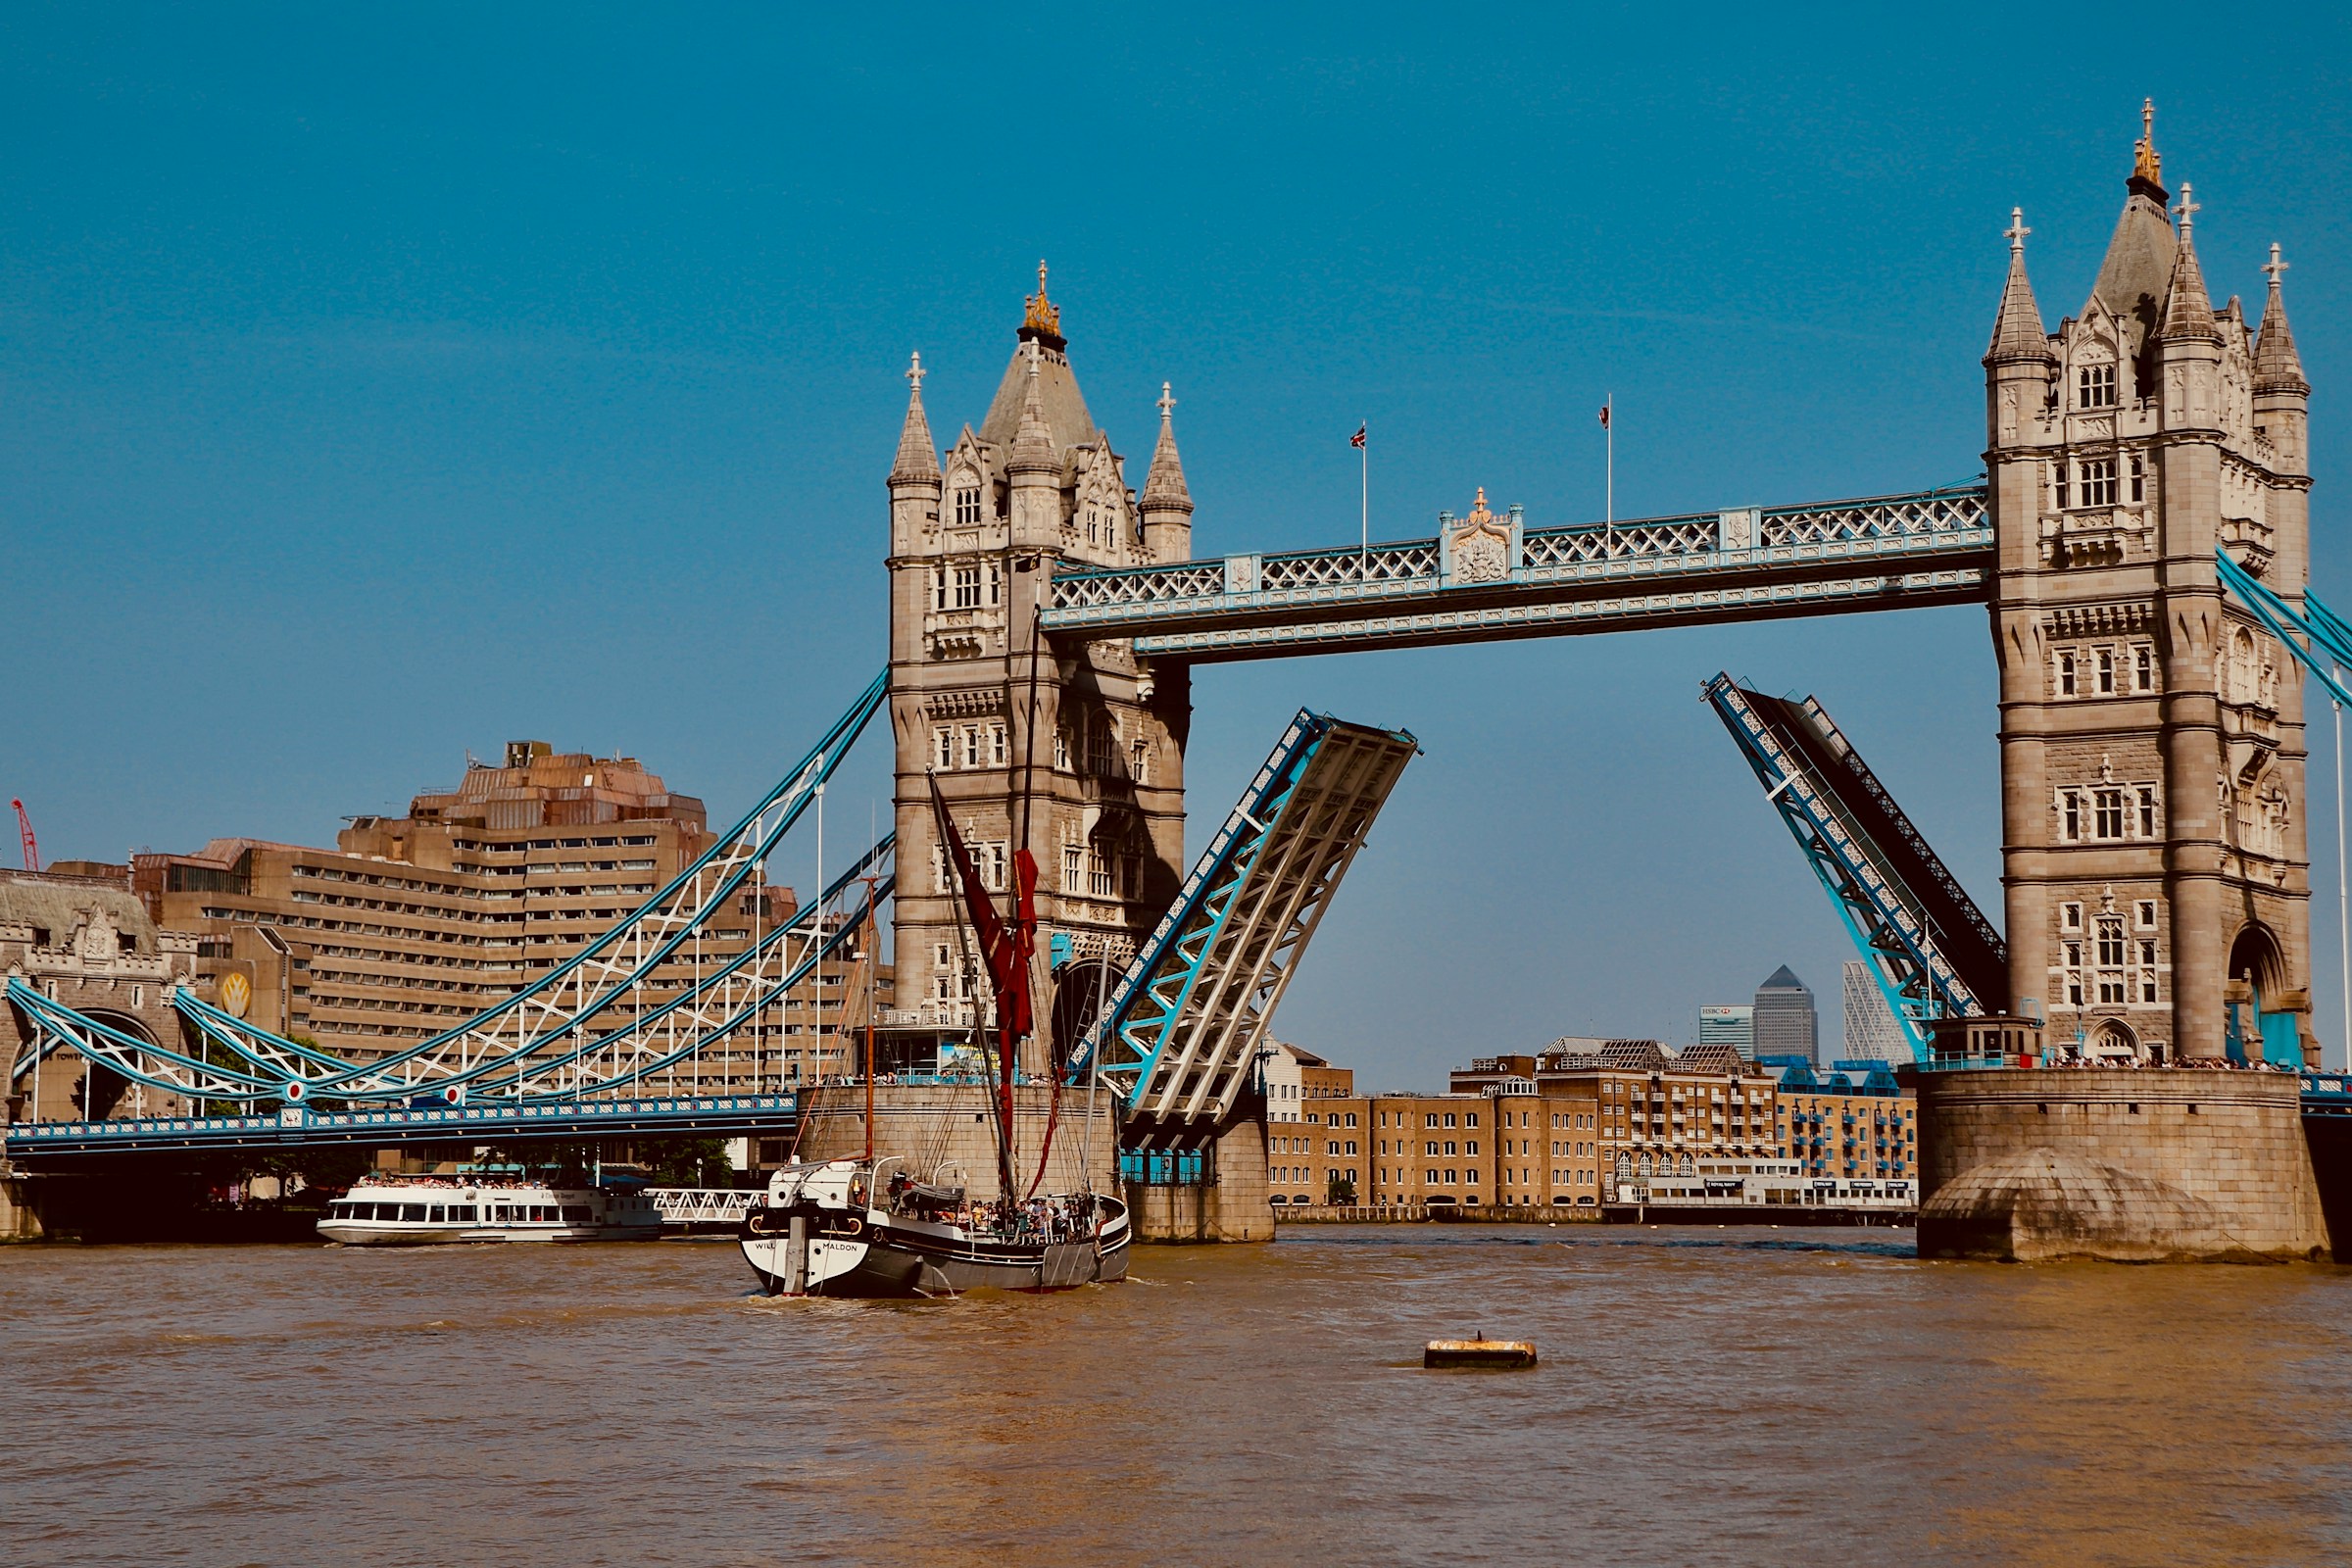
[2136,786,2157,838]
[2061,790,2082,841]
[2097,649,2116,694]
[2130,454,2145,503]
[953,566,981,609]
[2079,459,2119,507]
[2079,363,2118,409]
[2133,644,2155,692]
[2095,789,2124,840]
[955,486,982,526]
[2134,900,2157,930]
[2059,653,2078,696]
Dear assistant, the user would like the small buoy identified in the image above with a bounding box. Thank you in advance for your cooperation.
[1424,1338,1537,1370]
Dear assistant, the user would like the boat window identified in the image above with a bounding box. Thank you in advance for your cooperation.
[493,1206,512,1222]
[562,1204,591,1222]
[453,1205,478,1222]
[427,1205,446,1223]
[401,1203,426,1222]
[531,1205,551,1222]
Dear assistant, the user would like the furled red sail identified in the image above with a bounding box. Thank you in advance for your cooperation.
[928,775,1037,1179]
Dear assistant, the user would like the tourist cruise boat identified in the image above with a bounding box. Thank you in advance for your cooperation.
[1604,1156,1918,1221]
[740,1156,1129,1298]
[317,1178,663,1246]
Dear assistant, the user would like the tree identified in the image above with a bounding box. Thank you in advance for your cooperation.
[1325,1173,1357,1206]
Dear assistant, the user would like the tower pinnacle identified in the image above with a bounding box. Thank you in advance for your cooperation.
[2132,97,2164,196]
[1008,341,1059,475]
[2159,182,2220,342]
[1020,259,1064,351]
[1141,380,1193,515]
[1985,207,2055,366]
[890,349,940,484]
[2255,242,2309,396]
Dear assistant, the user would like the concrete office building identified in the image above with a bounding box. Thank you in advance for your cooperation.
[136,743,874,1094]
[1753,964,1819,1063]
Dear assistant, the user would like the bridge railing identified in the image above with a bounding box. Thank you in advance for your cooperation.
[1045,486,1989,625]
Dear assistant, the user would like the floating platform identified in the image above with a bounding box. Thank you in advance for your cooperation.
[1424,1338,1537,1370]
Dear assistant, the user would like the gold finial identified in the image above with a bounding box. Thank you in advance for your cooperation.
[2133,97,2162,187]
[1023,259,1061,338]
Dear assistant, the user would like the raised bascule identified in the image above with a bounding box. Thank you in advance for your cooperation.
[5,110,2338,1258]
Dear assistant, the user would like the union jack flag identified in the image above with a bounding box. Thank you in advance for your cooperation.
[1349,423,1366,449]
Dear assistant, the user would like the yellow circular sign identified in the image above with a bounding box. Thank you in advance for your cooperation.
[219,971,252,1019]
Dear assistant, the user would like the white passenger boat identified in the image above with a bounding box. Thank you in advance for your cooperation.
[318,1179,662,1246]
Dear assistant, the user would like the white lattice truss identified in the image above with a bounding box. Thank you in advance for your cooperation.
[645,1188,760,1224]
[1085,712,1418,1124]
[1042,486,1991,660]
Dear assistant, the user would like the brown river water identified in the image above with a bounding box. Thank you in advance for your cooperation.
[7,1224,2351,1567]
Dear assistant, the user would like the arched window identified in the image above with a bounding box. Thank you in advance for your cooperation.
[2230,628,2260,707]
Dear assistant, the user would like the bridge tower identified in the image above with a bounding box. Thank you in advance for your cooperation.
[884,268,1194,1065]
[1985,105,2315,1065]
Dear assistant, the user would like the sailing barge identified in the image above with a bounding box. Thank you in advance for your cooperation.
[740,1156,1129,1297]
[739,773,1125,1298]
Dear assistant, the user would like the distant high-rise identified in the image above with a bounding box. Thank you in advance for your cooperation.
[1753,964,1818,1063]
[1840,960,1907,1061]
[1697,1004,1755,1058]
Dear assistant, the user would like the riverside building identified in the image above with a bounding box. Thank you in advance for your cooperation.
[1262,1046,1364,1202]
[134,742,872,1093]
[1343,1039,1917,1211]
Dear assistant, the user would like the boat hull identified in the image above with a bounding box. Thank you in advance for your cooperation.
[741,1201,1130,1298]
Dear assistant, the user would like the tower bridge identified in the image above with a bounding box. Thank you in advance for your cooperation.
[8,111,2337,1258]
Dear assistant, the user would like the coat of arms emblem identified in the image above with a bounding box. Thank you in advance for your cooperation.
[1444,488,1515,584]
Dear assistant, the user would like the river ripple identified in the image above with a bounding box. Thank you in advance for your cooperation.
[5,1224,2350,1566]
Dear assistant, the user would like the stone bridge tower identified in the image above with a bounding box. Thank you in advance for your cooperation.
[884,269,1194,1058]
[1984,105,2315,1063]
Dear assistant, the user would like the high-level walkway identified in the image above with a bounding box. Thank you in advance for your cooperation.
[1042,485,1988,660]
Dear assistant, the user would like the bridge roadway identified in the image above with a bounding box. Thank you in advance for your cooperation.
[3,1092,798,1158]
[1040,484,1990,660]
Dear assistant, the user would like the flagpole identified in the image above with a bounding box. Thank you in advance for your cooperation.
[1359,422,1368,563]
[1605,393,1614,528]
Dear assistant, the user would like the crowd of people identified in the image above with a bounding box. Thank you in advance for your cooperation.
[883,1171,1097,1242]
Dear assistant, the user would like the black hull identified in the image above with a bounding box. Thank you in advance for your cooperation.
[743,1203,1131,1299]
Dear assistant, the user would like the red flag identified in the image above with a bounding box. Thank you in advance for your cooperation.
[1597,403,1610,430]
[1349,422,1366,449]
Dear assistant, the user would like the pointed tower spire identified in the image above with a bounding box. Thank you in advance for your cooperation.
[2159,183,2222,342]
[2131,97,2165,202]
[1141,383,1194,512]
[891,350,941,483]
[1140,381,1195,563]
[2254,243,2309,395]
[1984,208,2056,366]
[1007,342,1059,476]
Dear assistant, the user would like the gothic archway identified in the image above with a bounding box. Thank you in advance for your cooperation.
[2228,923,2301,1067]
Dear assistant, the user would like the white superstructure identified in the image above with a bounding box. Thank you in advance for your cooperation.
[318,1177,662,1245]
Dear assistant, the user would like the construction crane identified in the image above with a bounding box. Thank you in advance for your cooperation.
[11,800,37,873]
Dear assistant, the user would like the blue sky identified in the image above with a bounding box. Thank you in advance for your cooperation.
[5,5,2348,1087]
